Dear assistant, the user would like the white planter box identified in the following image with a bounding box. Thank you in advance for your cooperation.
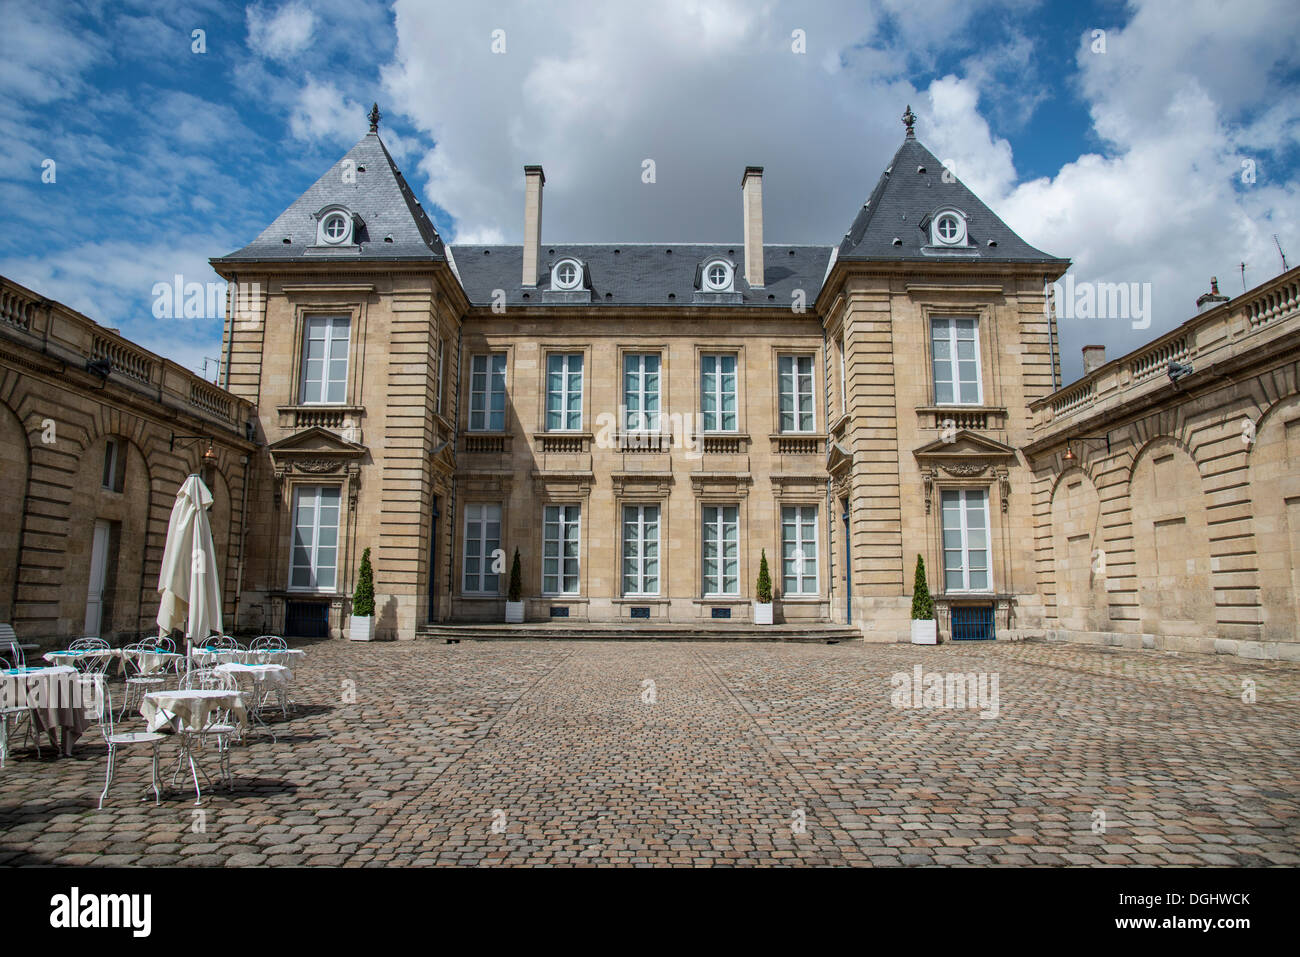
[911,619,937,645]
[349,616,374,642]
[505,601,524,624]
[754,602,774,625]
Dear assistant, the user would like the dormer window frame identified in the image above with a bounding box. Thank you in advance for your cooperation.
[929,208,968,248]
[315,205,359,247]
[551,258,584,291]
[702,258,735,293]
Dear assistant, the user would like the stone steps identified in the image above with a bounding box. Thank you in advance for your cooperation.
[415,622,862,643]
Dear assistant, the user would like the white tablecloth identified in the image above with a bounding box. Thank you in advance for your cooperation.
[192,648,306,666]
[42,648,121,672]
[214,663,293,686]
[121,650,182,676]
[140,689,247,733]
[1,665,93,749]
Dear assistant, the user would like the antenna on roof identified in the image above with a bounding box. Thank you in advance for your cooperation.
[1239,261,1247,292]
[369,102,381,134]
[902,104,916,139]
[1274,234,1289,271]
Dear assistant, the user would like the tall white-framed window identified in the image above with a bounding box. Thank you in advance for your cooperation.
[941,488,991,592]
[434,336,445,417]
[289,486,341,591]
[781,505,819,595]
[701,504,739,596]
[931,317,982,405]
[546,353,584,431]
[102,438,124,492]
[622,504,660,596]
[462,503,502,595]
[778,354,815,432]
[623,353,661,432]
[300,316,351,404]
[701,354,738,432]
[836,335,847,416]
[543,504,581,595]
[469,354,507,431]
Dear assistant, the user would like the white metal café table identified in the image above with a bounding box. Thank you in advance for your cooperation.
[1,665,91,756]
[213,663,292,741]
[191,647,306,667]
[140,689,247,804]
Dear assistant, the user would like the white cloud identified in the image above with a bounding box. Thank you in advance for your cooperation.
[0,5,103,105]
[247,1,317,61]
[0,239,232,377]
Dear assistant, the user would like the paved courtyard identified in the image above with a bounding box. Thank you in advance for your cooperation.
[1,638,1297,866]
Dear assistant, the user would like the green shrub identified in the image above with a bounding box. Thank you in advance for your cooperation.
[756,549,773,603]
[353,547,375,617]
[910,554,935,620]
[508,548,522,602]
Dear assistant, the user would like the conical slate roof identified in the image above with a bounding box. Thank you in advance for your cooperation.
[837,133,1064,265]
[215,130,445,263]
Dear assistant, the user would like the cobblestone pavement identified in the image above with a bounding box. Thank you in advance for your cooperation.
[0,639,1296,866]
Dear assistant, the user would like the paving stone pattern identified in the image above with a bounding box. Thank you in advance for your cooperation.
[0,639,1295,866]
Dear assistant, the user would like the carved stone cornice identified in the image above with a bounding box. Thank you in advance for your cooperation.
[690,471,753,498]
[611,471,674,498]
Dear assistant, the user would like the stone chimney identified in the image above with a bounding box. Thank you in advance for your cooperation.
[741,166,764,288]
[1196,276,1229,313]
[1082,344,1106,374]
[522,165,545,287]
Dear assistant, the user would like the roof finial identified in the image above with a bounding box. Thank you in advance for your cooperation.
[902,104,916,138]
[368,102,381,134]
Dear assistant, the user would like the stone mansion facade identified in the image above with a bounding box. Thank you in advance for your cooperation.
[2,107,1296,658]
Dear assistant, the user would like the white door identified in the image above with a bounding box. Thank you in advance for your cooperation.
[84,520,111,636]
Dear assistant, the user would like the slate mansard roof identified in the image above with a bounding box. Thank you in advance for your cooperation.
[215,131,446,263]
[216,115,1064,298]
[448,244,834,309]
[837,135,1064,265]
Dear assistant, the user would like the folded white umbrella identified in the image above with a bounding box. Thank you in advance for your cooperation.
[157,475,223,671]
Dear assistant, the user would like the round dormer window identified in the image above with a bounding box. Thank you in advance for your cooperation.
[321,212,351,244]
[704,260,733,291]
[552,259,582,290]
[932,212,966,246]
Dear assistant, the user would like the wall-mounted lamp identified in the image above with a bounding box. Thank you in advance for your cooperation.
[1062,434,1111,466]
[171,433,220,478]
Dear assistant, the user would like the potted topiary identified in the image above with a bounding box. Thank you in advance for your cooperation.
[504,548,524,623]
[754,549,774,625]
[349,547,375,641]
[910,554,937,645]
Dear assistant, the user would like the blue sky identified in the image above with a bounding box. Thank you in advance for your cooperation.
[2,0,1297,381]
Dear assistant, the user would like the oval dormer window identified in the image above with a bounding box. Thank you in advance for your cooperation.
[552,259,582,290]
[703,260,733,292]
[932,211,966,246]
[320,211,352,245]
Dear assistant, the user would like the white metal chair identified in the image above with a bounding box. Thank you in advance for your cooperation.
[119,641,169,722]
[83,674,166,809]
[68,637,113,677]
[1,624,25,668]
[208,635,242,652]
[172,668,238,803]
[250,635,287,652]
[0,654,40,766]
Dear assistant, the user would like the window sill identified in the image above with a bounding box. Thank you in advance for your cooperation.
[612,597,670,604]
[534,432,592,453]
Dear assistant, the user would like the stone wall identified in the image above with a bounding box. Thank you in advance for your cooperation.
[1027,267,1300,660]
[0,276,255,644]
